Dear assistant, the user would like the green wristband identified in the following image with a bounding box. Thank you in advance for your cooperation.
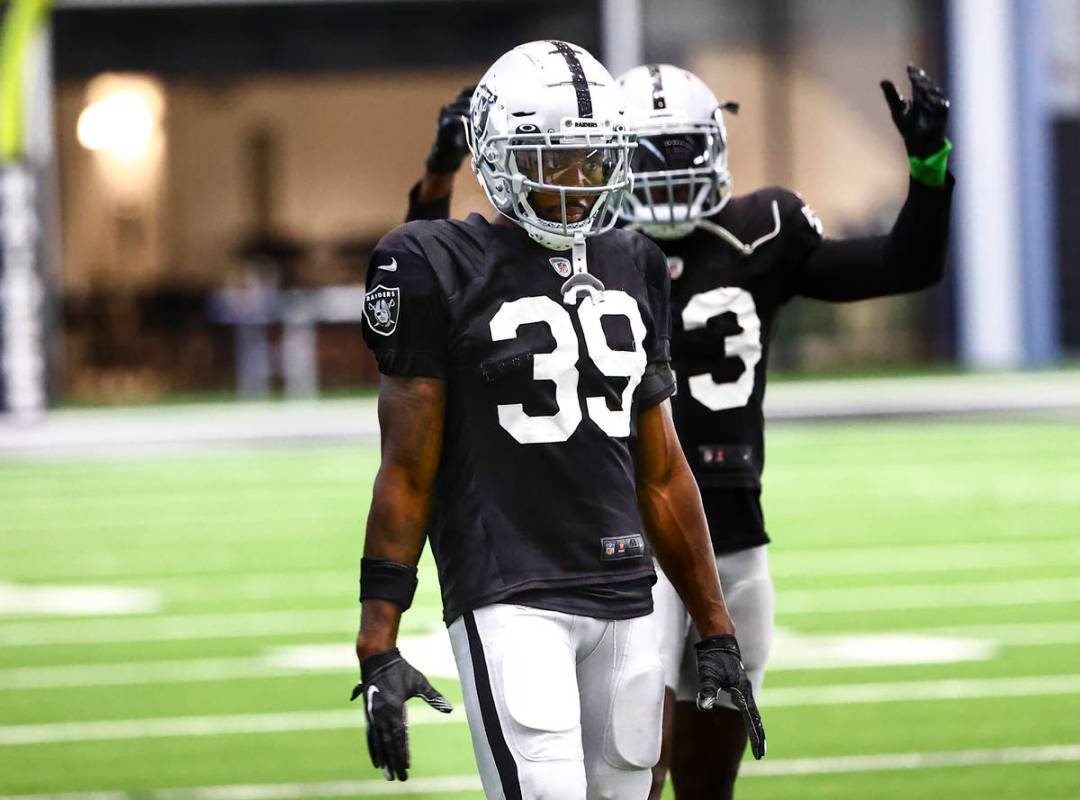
[908,138,951,187]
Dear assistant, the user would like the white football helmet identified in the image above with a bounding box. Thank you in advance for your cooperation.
[617,64,733,239]
[466,40,636,251]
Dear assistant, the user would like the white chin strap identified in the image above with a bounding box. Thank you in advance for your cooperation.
[560,234,605,306]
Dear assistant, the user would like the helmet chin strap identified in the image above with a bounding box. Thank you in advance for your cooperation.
[560,233,606,306]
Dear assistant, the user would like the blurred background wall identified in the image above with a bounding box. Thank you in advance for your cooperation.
[1,0,1076,407]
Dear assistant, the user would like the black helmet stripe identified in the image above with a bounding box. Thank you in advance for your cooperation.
[549,41,593,118]
[647,64,667,110]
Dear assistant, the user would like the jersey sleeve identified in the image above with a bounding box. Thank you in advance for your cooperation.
[637,234,677,410]
[770,189,826,300]
[404,180,452,222]
[362,230,449,379]
[793,175,953,302]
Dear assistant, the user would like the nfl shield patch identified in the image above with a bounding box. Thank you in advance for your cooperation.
[666,256,684,280]
[363,286,400,336]
[549,257,572,278]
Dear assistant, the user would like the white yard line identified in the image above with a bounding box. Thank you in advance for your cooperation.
[739,743,1080,777]
[8,620,1078,692]
[5,576,1080,646]
[838,620,1080,646]
[8,538,1079,598]
[0,657,293,690]
[5,535,1075,580]
[779,577,1080,614]
[4,745,1080,798]
[764,673,1080,707]
[769,540,1080,577]
[0,609,354,647]
[4,673,1080,745]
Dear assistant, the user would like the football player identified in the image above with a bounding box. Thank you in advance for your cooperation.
[404,62,953,799]
[355,41,765,799]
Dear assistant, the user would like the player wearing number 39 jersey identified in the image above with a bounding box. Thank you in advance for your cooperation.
[354,42,764,799]
[406,61,953,800]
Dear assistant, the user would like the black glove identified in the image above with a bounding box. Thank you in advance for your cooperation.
[694,634,767,760]
[425,85,475,174]
[350,648,453,781]
[880,64,950,159]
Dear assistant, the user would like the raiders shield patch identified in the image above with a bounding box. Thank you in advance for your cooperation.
[363,286,400,336]
[549,257,572,278]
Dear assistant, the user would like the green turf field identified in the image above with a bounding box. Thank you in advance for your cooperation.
[1,417,1079,799]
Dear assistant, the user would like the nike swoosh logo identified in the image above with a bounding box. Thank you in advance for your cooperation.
[366,684,380,716]
[377,258,398,272]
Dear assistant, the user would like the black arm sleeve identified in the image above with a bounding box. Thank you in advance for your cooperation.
[404,181,452,223]
[795,174,954,302]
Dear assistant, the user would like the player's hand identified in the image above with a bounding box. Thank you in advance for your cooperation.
[694,634,767,759]
[880,64,950,159]
[425,85,475,174]
[350,648,453,781]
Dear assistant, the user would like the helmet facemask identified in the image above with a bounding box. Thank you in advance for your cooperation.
[468,118,637,250]
[621,111,732,239]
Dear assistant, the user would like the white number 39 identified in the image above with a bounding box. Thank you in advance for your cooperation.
[489,291,647,444]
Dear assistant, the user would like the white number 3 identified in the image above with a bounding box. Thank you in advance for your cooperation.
[682,287,762,411]
[489,291,647,444]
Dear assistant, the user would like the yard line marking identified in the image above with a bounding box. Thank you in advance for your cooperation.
[5,535,1077,580]
[739,743,1080,777]
[0,584,160,617]
[6,576,1080,646]
[0,630,991,690]
[0,657,291,690]
[828,620,1080,647]
[4,745,1080,798]
[769,541,1080,577]
[0,617,1071,686]
[764,673,1080,707]
[6,619,1076,691]
[5,532,1076,588]
[0,709,386,746]
[11,537,1079,596]
[779,577,1080,614]
[0,609,355,647]
[5,674,1080,745]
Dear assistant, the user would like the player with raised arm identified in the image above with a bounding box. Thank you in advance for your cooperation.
[405,62,953,799]
[618,63,952,800]
[354,41,764,798]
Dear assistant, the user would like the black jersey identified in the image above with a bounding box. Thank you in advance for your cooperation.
[362,214,676,624]
[662,177,952,553]
[660,188,822,553]
[404,177,953,556]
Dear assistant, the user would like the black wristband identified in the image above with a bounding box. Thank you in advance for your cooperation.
[639,361,677,410]
[359,558,418,611]
[695,634,742,657]
[360,647,402,681]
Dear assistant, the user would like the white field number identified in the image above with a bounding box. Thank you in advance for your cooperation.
[489,291,647,444]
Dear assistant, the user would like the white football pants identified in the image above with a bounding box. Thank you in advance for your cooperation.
[652,545,775,706]
[447,604,665,799]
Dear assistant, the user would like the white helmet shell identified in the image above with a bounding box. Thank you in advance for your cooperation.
[467,40,636,251]
[617,64,733,238]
